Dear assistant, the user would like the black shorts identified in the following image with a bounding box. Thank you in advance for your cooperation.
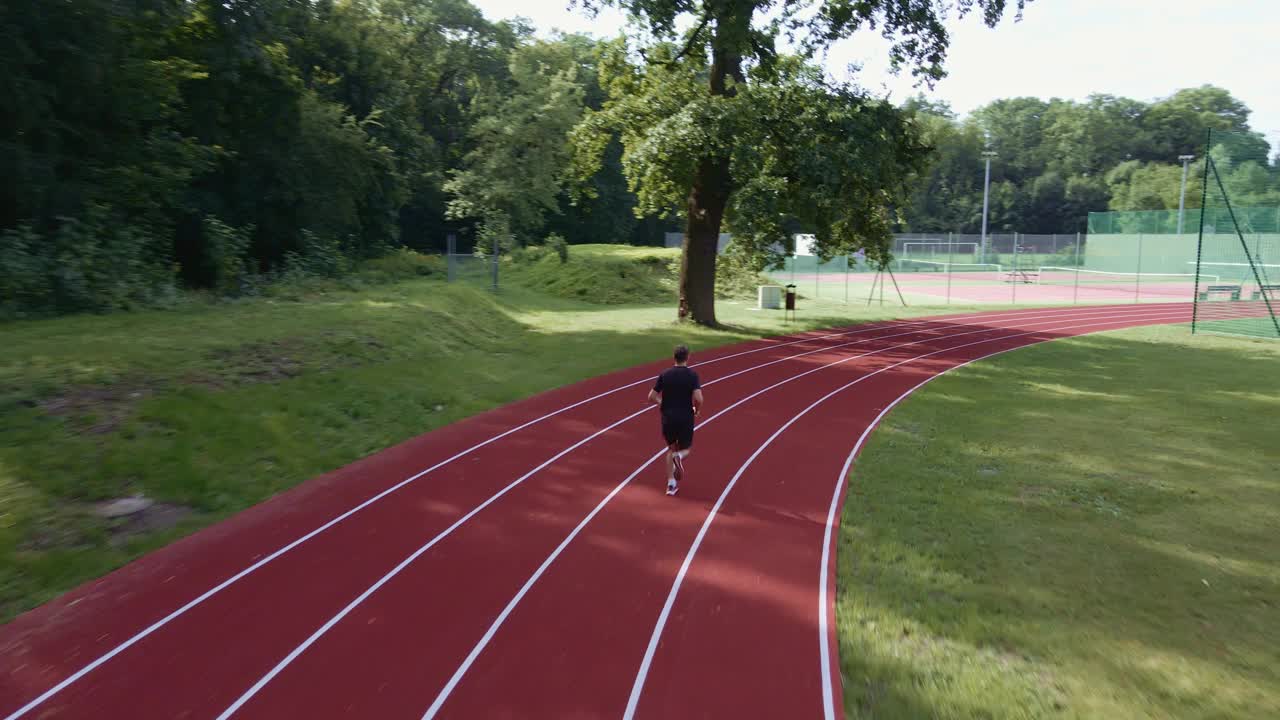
[661,415,694,450]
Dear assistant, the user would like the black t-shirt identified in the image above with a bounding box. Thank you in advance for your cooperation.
[653,365,700,420]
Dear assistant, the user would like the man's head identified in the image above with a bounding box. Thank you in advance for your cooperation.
[673,344,690,365]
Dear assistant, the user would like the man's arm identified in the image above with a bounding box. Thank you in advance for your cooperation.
[648,372,664,407]
[692,388,704,417]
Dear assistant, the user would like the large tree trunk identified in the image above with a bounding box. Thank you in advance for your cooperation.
[679,159,729,324]
[678,20,745,326]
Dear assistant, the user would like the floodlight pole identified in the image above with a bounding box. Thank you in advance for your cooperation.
[1176,154,1195,234]
[980,150,996,262]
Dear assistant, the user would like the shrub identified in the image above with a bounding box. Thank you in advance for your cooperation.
[0,206,177,318]
[356,247,445,282]
[202,217,255,296]
[545,233,570,263]
[284,230,348,279]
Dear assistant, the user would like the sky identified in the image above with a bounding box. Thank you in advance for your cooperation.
[467,0,1280,155]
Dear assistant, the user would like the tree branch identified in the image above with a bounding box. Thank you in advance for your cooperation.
[640,11,711,67]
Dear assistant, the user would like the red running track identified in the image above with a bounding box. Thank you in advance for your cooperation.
[0,304,1192,720]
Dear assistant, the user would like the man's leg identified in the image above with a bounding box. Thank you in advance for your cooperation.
[662,421,680,495]
[671,424,692,484]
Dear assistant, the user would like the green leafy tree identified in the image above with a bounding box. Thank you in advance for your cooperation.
[900,98,986,232]
[574,0,1027,324]
[445,39,589,243]
[1144,85,1252,160]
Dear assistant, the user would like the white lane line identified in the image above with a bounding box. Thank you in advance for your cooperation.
[415,306,1183,718]
[815,330,1130,719]
[1,305,1173,720]
[232,309,1112,718]
[625,309,1189,720]
[0,317,919,720]
[221,316,994,718]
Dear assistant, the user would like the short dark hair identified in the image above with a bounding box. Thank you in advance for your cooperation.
[673,344,690,363]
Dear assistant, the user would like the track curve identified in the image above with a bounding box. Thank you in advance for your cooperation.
[0,304,1191,720]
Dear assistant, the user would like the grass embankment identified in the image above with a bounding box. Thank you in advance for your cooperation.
[837,325,1280,719]
[1,245,978,622]
[503,243,767,304]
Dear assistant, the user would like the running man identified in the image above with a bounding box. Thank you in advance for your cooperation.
[648,344,703,496]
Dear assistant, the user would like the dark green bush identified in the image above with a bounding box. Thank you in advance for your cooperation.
[0,206,177,318]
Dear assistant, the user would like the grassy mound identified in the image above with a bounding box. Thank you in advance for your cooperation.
[2,268,970,622]
[504,243,770,304]
[506,244,679,304]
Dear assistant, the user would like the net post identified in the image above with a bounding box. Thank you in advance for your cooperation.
[1192,133,1212,333]
[1207,148,1280,336]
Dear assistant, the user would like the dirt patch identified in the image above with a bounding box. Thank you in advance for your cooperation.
[19,496,194,552]
[208,338,308,383]
[193,334,386,389]
[104,502,193,546]
[38,383,153,435]
[32,335,389,434]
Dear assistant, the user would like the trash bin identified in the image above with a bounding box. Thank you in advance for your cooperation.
[784,283,796,321]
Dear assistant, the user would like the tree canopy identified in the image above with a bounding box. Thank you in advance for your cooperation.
[3,0,1277,323]
[571,0,1027,324]
[897,85,1280,233]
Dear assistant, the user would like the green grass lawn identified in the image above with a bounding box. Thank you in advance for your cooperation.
[1,254,986,622]
[837,325,1280,719]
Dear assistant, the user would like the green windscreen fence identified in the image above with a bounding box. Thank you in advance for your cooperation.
[1080,210,1207,301]
[1192,130,1280,338]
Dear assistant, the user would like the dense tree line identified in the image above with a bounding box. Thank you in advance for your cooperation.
[6,1,1277,323]
[897,86,1280,234]
[1,0,660,316]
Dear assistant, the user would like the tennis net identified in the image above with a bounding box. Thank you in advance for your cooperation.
[899,259,1002,274]
[1037,267,1217,298]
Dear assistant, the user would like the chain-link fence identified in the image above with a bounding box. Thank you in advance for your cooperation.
[764,222,1275,307]
[445,233,499,290]
[770,232,1096,306]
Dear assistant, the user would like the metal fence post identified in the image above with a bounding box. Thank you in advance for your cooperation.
[492,232,500,291]
[1073,232,1081,304]
[1134,232,1143,303]
[447,233,456,282]
[844,254,850,304]
[946,231,953,305]
[1011,233,1019,304]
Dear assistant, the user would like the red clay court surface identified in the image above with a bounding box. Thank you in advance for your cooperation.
[1,304,1196,720]
[782,271,1201,305]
